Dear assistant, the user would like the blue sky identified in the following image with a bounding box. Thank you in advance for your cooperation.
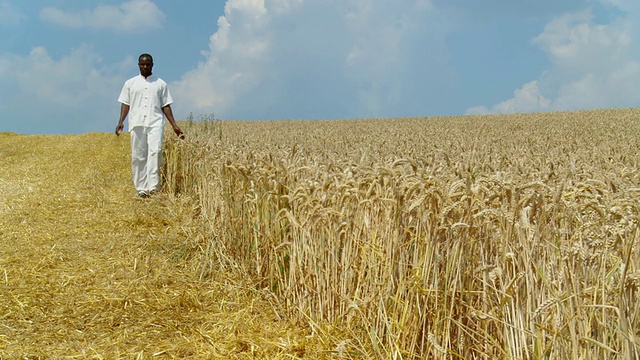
[0,0,639,134]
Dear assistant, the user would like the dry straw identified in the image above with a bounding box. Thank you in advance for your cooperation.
[163,109,640,359]
[0,133,337,358]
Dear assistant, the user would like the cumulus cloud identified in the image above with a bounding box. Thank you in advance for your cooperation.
[467,5,640,115]
[466,81,551,115]
[171,0,452,120]
[172,0,270,113]
[0,46,128,133]
[40,0,165,32]
[0,0,24,25]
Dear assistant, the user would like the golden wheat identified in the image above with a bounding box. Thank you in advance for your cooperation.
[163,108,640,359]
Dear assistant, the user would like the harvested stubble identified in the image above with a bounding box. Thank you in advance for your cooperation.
[0,133,334,359]
[164,108,640,359]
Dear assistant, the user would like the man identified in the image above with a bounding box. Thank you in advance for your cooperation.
[116,53,184,198]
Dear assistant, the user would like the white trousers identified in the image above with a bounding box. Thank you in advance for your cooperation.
[130,126,165,193]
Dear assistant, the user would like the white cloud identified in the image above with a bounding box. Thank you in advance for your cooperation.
[40,0,165,32]
[172,0,449,120]
[467,6,640,114]
[0,46,128,133]
[270,0,304,15]
[466,81,551,115]
[14,47,114,106]
[0,0,24,25]
[533,11,631,72]
[173,0,271,113]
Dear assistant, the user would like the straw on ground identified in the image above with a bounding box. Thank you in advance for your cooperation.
[0,132,332,359]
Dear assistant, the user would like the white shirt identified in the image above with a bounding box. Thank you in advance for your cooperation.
[118,75,173,130]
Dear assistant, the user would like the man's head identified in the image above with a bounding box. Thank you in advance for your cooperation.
[138,53,153,78]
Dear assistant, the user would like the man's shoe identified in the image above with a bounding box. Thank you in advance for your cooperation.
[137,190,149,198]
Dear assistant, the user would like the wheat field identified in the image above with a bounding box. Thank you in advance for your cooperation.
[163,108,640,359]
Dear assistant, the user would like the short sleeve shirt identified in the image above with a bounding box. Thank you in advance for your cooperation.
[118,75,173,130]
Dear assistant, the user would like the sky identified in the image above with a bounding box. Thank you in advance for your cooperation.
[0,0,639,134]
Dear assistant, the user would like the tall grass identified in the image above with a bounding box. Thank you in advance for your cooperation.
[163,109,640,359]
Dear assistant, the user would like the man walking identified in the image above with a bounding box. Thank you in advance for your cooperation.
[116,53,184,198]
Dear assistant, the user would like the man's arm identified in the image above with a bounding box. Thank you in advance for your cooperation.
[162,105,184,139]
[115,103,130,136]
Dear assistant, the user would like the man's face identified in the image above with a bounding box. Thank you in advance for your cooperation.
[138,56,153,78]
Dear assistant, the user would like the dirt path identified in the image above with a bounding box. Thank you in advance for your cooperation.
[0,133,321,359]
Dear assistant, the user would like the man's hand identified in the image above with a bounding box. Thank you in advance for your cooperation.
[162,105,184,140]
[116,104,129,136]
[173,126,185,140]
[115,122,124,136]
